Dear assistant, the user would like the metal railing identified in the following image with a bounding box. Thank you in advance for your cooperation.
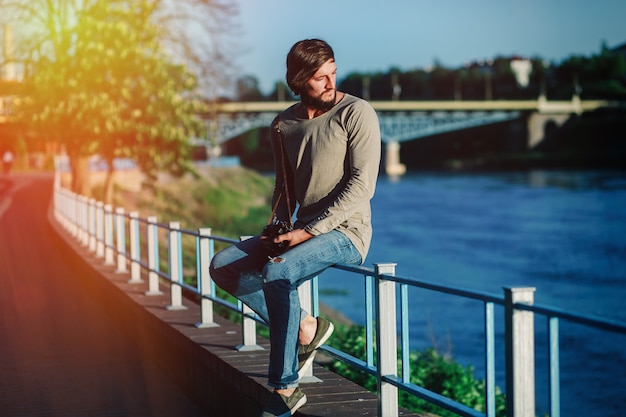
[52,175,626,417]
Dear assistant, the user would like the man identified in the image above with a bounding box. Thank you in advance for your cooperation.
[209,39,380,417]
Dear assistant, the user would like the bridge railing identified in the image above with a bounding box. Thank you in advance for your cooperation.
[52,175,626,417]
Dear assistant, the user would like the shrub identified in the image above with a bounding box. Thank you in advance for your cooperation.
[326,323,507,417]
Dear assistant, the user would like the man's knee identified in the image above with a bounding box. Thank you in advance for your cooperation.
[262,259,292,286]
[209,251,231,289]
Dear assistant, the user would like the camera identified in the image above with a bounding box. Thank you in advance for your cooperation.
[261,220,293,256]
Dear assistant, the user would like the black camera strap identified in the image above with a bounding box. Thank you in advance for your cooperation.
[267,117,293,227]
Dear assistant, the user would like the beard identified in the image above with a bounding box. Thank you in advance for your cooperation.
[301,88,336,113]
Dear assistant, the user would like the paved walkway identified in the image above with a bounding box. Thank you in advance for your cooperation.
[0,173,207,417]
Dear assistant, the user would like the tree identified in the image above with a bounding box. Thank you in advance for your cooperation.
[235,75,263,101]
[151,0,238,96]
[429,65,456,100]
[267,81,295,102]
[1,0,236,200]
[337,72,366,98]
[579,43,626,99]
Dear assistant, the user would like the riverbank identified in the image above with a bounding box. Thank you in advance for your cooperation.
[112,165,273,238]
[399,107,626,172]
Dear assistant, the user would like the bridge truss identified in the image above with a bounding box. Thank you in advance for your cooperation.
[378,110,520,143]
[204,110,521,145]
[197,109,523,176]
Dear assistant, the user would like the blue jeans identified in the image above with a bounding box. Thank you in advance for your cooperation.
[209,230,362,389]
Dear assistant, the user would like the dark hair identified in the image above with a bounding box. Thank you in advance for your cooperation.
[286,39,335,95]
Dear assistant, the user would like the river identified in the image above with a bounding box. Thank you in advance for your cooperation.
[318,169,626,417]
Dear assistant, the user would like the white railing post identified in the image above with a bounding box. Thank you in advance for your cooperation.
[66,190,73,231]
[196,228,218,328]
[95,201,104,258]
[55,187,65,228]
[375,263,399,417]
[73,194,81,240]
[69,191,78,237]
[504,287,536,417]
[236,236,263,351]
[88,198,96,252]
[298,279,321,382]
[81,195,89,246]
[74,194,81,239]
[53,185,59,221]
[236,303,263,351]
[166,222,186,310]
[104,204,114,265]
[115,207,127,273]
[145,216,162,296]
[128,211,143,283]
[78,195,87,244]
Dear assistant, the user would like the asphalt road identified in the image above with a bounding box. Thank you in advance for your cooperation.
[0,172,208,417]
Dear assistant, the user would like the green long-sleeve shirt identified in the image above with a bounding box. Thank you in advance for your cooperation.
[271,94,381,261]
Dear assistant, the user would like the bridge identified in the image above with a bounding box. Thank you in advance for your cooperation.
[1,92,618,174]
[3,170,622,416]
[204,97,616,175]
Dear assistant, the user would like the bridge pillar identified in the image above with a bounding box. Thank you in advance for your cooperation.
[527,112,570,149]
[385,141,406,176]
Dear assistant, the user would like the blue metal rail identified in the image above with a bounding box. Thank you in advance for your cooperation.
[53,177,626,417]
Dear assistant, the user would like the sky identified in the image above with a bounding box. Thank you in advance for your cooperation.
[230,0,626,95]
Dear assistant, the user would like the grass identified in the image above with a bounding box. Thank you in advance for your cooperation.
[116,165,274,240]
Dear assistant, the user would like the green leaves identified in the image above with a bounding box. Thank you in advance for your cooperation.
[12,0,211,187]
[326,323,507,417]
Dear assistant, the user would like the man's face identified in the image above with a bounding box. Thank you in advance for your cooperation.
[301,58,337,111]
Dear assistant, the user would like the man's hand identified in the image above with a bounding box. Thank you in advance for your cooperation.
[274,228,314,248]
